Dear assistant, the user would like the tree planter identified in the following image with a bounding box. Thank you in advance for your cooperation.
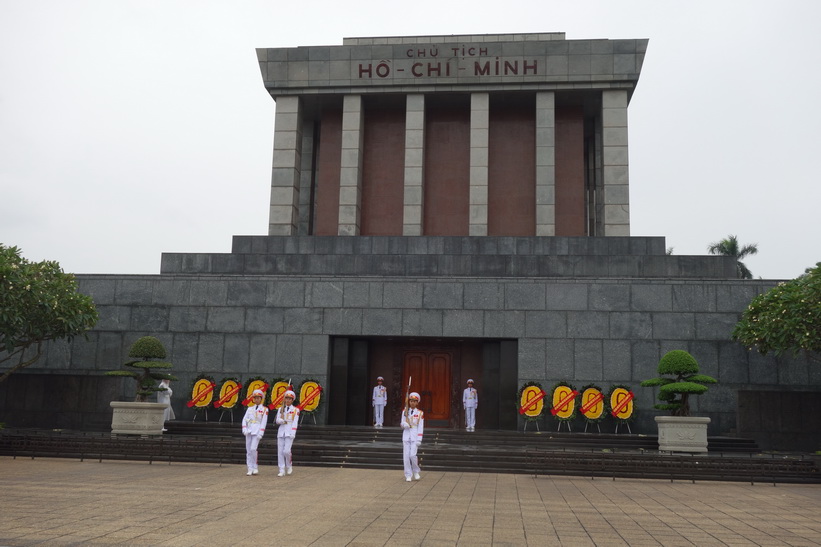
[110,401,167,435]
[655,416,710,453]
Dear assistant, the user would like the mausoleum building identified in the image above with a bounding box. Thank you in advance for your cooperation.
[2,33,817,450]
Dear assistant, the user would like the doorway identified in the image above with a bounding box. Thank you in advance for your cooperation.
[402,350,452,426]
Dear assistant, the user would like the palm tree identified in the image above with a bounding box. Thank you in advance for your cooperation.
[707,235,758,279]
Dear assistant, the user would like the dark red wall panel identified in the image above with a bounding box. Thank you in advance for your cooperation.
[361,108,405,235]
[555,107,586,236]
[424,108,470,235]
[314,110,342,236]
[488,106,535,235]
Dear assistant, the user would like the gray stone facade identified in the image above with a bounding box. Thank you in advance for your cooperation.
[4,236,817,447]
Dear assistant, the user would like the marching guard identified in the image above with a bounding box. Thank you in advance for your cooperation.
[401,392,424,482]
[275,390,300,477]
[241,389,268,476]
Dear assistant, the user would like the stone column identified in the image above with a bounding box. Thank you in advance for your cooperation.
[535,92,556,236]
[268,96,302,236]
[602,90,630,236]
[469,93,489,236]
[403,94,425,236]
[338,95,364,236]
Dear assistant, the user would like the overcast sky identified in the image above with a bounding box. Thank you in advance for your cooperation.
[2,0,819,280]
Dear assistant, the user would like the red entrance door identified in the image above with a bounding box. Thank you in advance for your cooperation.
[402,351,452,424]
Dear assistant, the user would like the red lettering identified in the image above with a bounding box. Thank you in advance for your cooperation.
[412,62,423,77]
[358,64,372,78]
[524,60,537,74]
[475,61,490,75]
[504,60,518,75]
[375,62,390,78]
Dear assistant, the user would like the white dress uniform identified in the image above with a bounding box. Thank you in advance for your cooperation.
[372,380,387,427]
[400,394,424,481]
[241,398,268,475]
[157,380,175,426]
[275,397,300,475]
[463,382,478,431]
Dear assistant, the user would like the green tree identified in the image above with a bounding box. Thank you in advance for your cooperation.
[0,244,98,383]
[106,336,176,402]
[707,234,759,279]
[732,262,821,363]
[640,350,717,417]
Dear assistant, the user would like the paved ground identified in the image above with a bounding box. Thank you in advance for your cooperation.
[1,457,820,546]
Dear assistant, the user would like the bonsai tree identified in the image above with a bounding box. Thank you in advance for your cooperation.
[106,336,176,402]
[640,350,717,417]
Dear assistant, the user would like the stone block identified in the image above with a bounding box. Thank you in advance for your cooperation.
[223,335,251,373]
[652,313,694,340]
[197,334,225,369]
[249,334,277,370]
[574,340,603,381]
[505,283,546,310]
[284,308,323,334]
[602,340,631,380]
[442,310,485,337]
[589,283,630,310]
[169,307,208,332]
[322,308,363,335]
[130,306,169,332]
[362,309,403,335]
[310,281,345,307]
[545,339,574,379]
[484,310,525,337]
[227,281,267,306]
[518,338,547,379]
[631,284,672,311]
[275,334,303,371]
[423,282,463,309]
[525,310,567,338]
[206,307,246,333]
[567,311,609,339]
[267,280,306,307]
[545,283,587,310]
[190,281,227,306]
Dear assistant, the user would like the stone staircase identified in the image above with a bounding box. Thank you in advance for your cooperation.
[2,423,818,484]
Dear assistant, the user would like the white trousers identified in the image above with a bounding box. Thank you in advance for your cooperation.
[277,435,294,470]
[245,435,260,470]
[465,407,476,429]
[373,404,385,426]
[403,438,420,478]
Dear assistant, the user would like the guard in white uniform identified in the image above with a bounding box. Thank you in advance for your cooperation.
[463,379,478,432]
[275,390,300,477]
[401,392,424,482]
[241,389,268,475]
[372,376,387,427]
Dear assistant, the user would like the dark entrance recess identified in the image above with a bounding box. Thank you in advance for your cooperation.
[328,336,518,430]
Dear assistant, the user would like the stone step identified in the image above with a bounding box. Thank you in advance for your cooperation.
[3,426,816,483]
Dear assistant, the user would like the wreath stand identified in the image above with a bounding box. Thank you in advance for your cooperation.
[218,408,235,424]
[584,421,601,433]
[615,421,632,434]
[192,408,208,422]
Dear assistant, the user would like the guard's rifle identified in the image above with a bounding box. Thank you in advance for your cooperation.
[404,376,412,427]
[280,378,292,420]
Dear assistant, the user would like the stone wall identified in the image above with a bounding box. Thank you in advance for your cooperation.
[2,237,816,449]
